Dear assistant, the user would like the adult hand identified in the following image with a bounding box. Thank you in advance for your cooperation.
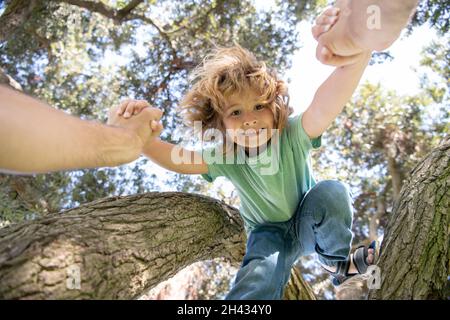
[107,103,163,151]
[312,5,367,66]
[316,0,419,59]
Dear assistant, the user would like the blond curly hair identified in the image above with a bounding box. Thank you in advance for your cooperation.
[179,44,292,137]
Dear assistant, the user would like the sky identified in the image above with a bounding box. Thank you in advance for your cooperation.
[286,21,438,114]
[252,0,440,113]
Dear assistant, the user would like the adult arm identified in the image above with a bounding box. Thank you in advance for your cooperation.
[0,85,156,174]
[318,0,419,57]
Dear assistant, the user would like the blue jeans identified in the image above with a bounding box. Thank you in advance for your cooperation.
[225,180,354,300]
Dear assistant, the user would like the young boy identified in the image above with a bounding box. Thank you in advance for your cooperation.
[115,7,378,299]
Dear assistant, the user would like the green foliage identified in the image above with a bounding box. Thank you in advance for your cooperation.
[0,0,317,225]
[0,178,31,224]
[410,0,450,34]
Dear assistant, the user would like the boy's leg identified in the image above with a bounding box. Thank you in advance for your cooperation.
[294,180,354,268]
[225,222,297,300]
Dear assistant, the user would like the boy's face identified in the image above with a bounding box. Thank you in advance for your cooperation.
[222,87,275,152]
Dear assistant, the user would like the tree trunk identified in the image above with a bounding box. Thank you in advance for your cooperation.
[387,156,403,202]
[369,137,449,299]
[283,266,316,300]
[0,192,316,299]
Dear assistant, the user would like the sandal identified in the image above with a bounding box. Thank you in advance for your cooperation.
[323,240,380,286]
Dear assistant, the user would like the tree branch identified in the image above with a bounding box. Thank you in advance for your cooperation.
[57,0,178,66]
[118,0,144,18]
[56,0,144,22]
[0,192,246,299]
[0,0,45,42]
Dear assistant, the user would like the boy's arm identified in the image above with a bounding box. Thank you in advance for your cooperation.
[302,51,371,139]
[0,85,150,174]
[142,138,208,175]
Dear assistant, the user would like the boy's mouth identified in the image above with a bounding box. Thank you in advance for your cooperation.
[241,128,267,137]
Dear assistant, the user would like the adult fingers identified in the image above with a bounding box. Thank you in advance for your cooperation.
[315,14,338,26]
[315,6,340,24]
[150,120,164,137]
[149,107,163,120]
[312,24,332,41]
[316,44,362,67]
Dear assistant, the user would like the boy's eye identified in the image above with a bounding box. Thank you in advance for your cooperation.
[255,104,265,110]
[230,110,241,116]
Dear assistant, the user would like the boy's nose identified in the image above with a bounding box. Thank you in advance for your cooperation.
[243,119,257,127]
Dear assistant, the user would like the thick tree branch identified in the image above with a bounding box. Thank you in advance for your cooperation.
[0,192,246,299]
[56,0,144,22]
[0,191,318,299]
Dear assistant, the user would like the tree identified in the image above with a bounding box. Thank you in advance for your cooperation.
[0,138,447,299]
[0,0,325,299]
[369,136,449,299]
[409,0,449,35]
[0,192,315,299]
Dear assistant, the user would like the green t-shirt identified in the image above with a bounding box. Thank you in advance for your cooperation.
[201,113,322,234]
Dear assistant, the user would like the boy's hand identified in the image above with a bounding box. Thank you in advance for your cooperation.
[117,99,164,134]
[311,6,340,41]
[150,119,164,139]
[107,101,163,148]
[114,99,164,141]
[116,99,151,118]
[312,6,367,67]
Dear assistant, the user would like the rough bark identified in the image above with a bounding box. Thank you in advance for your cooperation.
[283,266,316,300]
[0,192,316,299]
[369,137,450,299]
[0,192,245,299]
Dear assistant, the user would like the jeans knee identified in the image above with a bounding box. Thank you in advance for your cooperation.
[315,180,351,200]
[314,180,353,222]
